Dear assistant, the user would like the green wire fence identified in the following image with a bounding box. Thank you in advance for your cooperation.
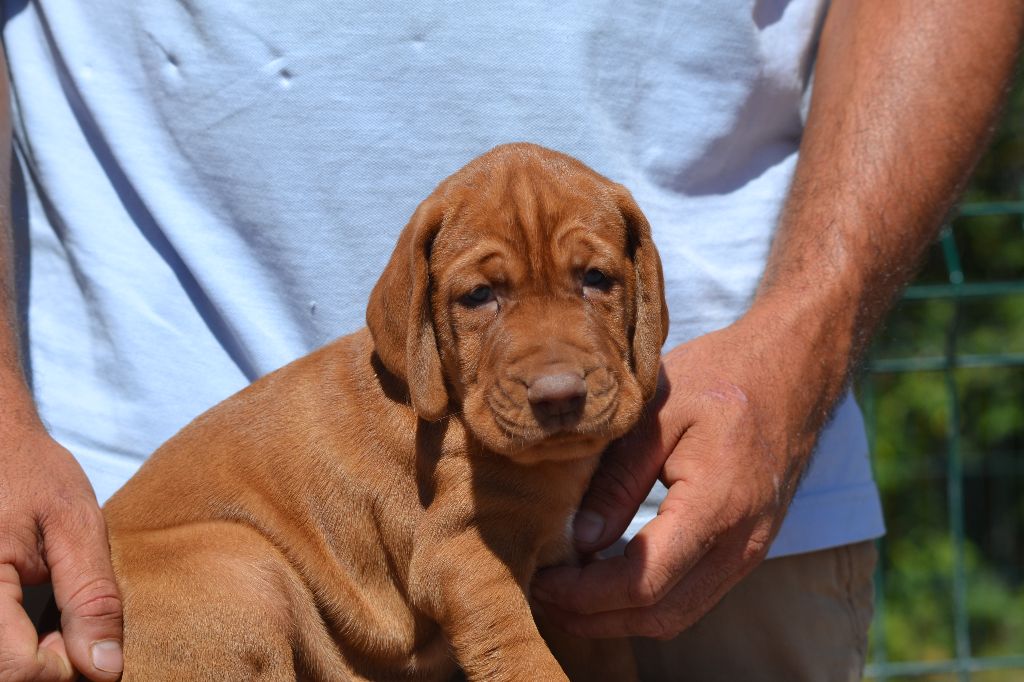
[861,202,1024,681]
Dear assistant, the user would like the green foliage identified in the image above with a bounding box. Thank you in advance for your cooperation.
[860,63,1024,682]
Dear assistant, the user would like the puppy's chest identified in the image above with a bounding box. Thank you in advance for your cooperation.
[536,507,580,569]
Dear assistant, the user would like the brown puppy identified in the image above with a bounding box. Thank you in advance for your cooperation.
[104,143,668,681]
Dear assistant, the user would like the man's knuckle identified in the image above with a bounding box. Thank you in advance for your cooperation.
[743,530,773,562]
[627,564,672,607]
[79,506,108,538]
[626,580,658,607]
[74,593,124,624]
[64,578,122,620]
[0,526,45,574]
[631,609,678,640]
[41,496,105,544]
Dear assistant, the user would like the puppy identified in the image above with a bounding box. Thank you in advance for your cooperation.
[104,143,668,681]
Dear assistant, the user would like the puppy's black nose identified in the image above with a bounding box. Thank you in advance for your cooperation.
[527,372,586,427]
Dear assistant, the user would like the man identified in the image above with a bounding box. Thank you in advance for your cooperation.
[1,1,1021,680]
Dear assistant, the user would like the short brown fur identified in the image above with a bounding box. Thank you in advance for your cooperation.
[104,143,667,681]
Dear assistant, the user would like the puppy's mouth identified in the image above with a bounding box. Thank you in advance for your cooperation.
[474,367,622,457]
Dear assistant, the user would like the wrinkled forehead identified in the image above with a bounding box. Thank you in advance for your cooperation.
[429,156,629,266]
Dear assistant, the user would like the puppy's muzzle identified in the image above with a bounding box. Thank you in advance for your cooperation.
[527,370,587,429]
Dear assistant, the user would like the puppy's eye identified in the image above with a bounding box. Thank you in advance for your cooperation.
[583,268,611,289]
[462,285,495,307]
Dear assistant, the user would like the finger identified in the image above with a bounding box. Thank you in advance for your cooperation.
[536,480,714,614]
[574,377,687,552]
[572,428,664,552]
[38,631,71,668]
[42,505,124,681]
[539,542,746,640]
[533,554,637,614]
[0,564,74,681]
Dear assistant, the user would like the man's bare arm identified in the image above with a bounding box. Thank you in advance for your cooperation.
[535,0,1024,638]
[756,0,1024,417]
[0,48,123,681]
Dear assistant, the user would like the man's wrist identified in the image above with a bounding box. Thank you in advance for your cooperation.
[0,367,45,436]
[737,285,860,422]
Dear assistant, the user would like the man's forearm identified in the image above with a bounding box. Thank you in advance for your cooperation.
[753,0,1024,420]
[0,47,39,431]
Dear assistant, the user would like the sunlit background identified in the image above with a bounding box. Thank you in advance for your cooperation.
[860,65,1024,682]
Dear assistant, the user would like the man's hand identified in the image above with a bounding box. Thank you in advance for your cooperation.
[532,306,822,639]
[533,0,1024,642]
[0,36,123,682]
[0,421,124,681]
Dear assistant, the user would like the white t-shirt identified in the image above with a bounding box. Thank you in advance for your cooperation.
[4,0,883,558]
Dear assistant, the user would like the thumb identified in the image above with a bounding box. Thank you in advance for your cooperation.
[43,505,124,681]
[574,405,678,552]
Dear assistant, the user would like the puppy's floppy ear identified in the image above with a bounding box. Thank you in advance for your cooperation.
[615,185,669,403]
[366,195,449,421]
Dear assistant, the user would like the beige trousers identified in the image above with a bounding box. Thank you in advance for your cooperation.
[632,541,877,682]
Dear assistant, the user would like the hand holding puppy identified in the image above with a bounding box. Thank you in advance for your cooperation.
[533,306,825,640]
[0,420,123,682]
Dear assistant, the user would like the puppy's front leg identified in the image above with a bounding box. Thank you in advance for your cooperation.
[412,536,568,682]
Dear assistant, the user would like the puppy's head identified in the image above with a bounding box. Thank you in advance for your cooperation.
[367,143,667,462]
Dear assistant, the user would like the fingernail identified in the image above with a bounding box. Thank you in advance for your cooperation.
[574,509,605,545]
[91,640,123,674]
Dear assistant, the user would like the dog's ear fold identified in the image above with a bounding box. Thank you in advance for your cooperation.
[367,196,449,421]
[615,185,669,403]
